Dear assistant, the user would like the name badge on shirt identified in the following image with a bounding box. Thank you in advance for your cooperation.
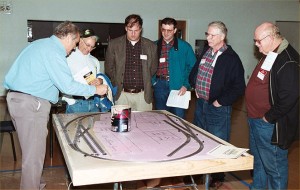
[159,58,166,63]
[140,54,147,60]
[261,51,278,71]
[257,68,267,80]
[200,59,206,64]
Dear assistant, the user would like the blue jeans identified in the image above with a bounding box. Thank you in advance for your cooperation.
[248,118,288,190]
[153,78,185,118]
[66,99,99,113]
[193,98,232,142]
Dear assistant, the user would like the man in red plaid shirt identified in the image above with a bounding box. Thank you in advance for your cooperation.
[190,21,245,187]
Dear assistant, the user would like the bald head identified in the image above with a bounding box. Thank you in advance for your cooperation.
[255,22,281,40]
[254,22,283,55]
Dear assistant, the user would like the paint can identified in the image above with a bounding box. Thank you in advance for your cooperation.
[111,105,131,132]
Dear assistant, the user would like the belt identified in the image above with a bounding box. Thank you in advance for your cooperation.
[123,88,143,93]
[9,90,30,95]
[156,75,170,81]
[73,96,94,100]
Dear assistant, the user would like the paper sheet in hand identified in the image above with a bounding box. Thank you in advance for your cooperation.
[73,66,95,99]
[166,90,191,109]
[73,66,95,85]
[207,144,249,159]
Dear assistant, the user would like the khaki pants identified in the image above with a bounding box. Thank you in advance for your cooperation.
[7,92,51,190]
[116,91,152,111]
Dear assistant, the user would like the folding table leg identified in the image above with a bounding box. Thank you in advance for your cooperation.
[205,174,210,190]
[113,182,123,190]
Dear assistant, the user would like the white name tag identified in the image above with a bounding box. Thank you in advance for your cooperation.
[200,59,206,64]
[140,54,147,60]
[257,69,267,80]
[159,58,166,63]
[257,71,265,80]
[261,52,278,71]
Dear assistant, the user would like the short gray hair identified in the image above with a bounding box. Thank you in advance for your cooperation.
[54,21,79,39]
[268,24,282,40]
[208,21,228,37]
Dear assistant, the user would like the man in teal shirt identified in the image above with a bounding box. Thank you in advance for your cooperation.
[3,21,107,190]
[153,17,196,118]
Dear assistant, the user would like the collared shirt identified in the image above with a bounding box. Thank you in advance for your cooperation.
[3,35,96,103]
[195,44,228,100]
[157,39,174,76]
[123,39,144,90]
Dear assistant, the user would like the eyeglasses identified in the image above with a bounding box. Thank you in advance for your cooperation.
[205,32,220,38]
[81,38,96,50]
[161,28,175,33]
[253,35,270,44]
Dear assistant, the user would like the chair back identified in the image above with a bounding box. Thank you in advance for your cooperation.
[0,121,15,133]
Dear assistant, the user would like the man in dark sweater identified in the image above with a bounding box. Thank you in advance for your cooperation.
[189,21,245,187]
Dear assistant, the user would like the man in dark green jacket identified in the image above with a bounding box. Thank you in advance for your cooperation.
[153,17,196,118]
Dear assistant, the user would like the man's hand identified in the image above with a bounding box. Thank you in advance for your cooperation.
[95,84,108,96]
[178,86,187,96]
[262,116,269,123]
[213,100,222,107]
[90,78,103,86]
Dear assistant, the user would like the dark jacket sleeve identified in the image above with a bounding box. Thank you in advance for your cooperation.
[216,53,246,106]
[267,46,300,149]
[104,39,116,84]
[265,59,299,123]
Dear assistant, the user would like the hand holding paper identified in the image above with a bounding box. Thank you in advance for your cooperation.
[166,90,191,109]
[177,86,187,96]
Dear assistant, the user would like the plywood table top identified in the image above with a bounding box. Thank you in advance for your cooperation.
[52,111,253,186]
